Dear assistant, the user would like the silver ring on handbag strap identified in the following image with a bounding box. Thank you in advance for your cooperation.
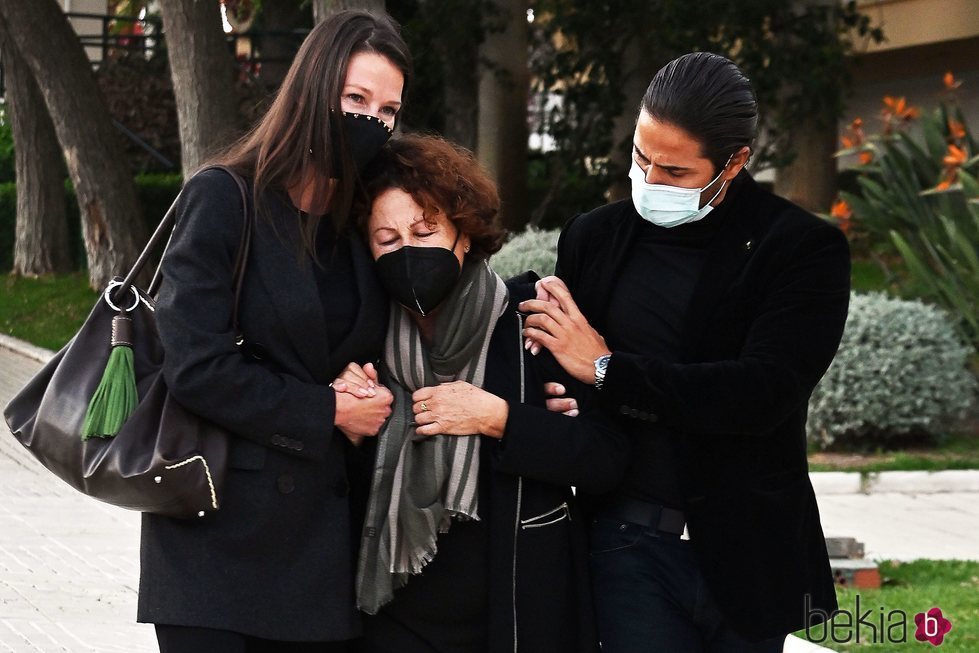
[103,280,141,313]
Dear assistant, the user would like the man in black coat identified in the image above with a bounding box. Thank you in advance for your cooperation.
[521,52,848,652]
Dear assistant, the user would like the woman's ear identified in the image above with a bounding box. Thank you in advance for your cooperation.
[458,233,472,266]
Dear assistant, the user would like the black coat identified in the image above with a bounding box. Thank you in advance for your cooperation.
[482,277,631,653]
[556,172,848,641]
[353,277,630,653]
[138,169,389,641]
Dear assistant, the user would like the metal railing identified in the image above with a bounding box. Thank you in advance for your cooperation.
[62,11,307,69]
[66,11,164,63]
[0,11,309,171]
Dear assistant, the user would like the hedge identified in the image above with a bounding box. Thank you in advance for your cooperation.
[0,173,183,271]
[808,292,977,449]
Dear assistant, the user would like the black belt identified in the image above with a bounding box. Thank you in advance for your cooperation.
[600,496,686,537]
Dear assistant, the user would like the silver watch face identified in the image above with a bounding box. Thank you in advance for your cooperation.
[595,355,610,373]
[594,355,610,390]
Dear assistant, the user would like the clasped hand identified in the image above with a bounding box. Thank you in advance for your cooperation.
[331,286,594,445]
[331,362,393,446]
[332,364,509,439]
[519,276,610,385]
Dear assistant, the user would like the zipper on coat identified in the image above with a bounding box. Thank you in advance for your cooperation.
[520,501,571,529]
[512,311,526,653]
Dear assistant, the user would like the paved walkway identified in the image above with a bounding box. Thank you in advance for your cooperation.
[0,345,154,652]
[1,341,977,651]
[819,492,979,561]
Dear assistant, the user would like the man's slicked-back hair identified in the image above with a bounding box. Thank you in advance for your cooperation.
[641,52,758,173]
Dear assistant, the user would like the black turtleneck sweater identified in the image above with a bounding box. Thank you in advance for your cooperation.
[603,180,739,509]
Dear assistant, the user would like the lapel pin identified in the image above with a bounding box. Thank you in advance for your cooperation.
[745,240,753,251]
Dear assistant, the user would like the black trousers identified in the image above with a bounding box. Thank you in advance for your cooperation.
[155,624,353,653]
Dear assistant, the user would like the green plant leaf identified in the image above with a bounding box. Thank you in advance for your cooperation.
[923,106,949,159]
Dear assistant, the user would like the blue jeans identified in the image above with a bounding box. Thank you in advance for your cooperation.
[589,517,785,653]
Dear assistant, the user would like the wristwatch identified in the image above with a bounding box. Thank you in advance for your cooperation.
[594,354,611,391]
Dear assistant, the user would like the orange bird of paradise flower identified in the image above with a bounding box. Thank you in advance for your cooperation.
[830,199,853,235]
[841,118,873,164]
[944,71,962,91]
[881,96,920,134]
[882,96,920,120]
[948,119,966,141]
[935,143,969,190]
[944,143,968,167]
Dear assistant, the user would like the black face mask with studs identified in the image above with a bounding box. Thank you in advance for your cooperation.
[331,111,393,174]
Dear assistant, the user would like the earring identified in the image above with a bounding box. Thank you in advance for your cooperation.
[464,245,471,253]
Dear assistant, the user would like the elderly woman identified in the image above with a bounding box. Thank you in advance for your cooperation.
[332,134,629,653]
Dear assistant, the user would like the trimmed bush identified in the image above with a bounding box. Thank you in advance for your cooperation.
[808,292,977,449]
[490,227,561,280]
[0,173,183,271]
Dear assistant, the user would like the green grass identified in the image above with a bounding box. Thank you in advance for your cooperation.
[808,434,979,473]
[0,273,98,351]
[794,560,979,651]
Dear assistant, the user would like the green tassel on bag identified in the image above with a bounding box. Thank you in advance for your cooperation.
[82,313,138,440]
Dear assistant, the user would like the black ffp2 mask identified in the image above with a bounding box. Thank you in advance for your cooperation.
[375,237,462,316]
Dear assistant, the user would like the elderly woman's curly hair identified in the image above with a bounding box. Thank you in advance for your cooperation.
[358,134,506,259]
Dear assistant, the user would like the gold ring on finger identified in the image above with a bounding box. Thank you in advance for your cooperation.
[421,402,428,412]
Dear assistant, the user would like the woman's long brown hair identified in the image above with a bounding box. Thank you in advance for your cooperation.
[211,10,411,264]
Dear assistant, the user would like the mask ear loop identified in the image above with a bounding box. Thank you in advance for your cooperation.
[701,153,736,208]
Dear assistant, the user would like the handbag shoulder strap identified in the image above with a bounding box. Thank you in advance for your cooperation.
[118,165,253,336]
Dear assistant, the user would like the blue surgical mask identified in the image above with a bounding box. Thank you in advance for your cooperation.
[629,157,731,228]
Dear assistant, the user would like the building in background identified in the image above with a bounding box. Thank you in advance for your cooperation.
[61,0,110,63]
[842,0,979,167]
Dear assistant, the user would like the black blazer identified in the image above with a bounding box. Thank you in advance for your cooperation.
[556,172,849,641]
[138,169,389,641]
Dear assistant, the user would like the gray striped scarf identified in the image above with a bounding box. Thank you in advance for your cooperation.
[356,258,509,614]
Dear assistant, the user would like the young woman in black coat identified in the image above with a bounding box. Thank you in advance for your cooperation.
[138,11,411,652]
[331,134,630,653]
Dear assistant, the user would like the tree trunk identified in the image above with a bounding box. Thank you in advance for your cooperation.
[442,60,478,150]
[434,2,479,150]
[0,21,71,276]
[158,0,240,178]
[313,0,385,24]
[773,0,839,213]
[477,0,529,230]
[773,117,838,212]
[255,0,309,92]
[606,36,661,203]
[0,1,146,290]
